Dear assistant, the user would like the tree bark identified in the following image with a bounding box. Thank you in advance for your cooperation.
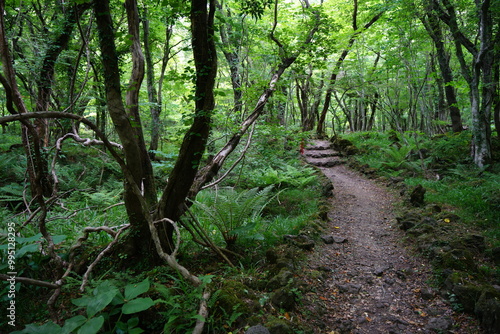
[421,1,463,132]
[217,3,244,115]
[94,0,157,257]
[156,0,218,253]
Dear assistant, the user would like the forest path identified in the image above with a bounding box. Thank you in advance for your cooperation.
[300,140,481,334]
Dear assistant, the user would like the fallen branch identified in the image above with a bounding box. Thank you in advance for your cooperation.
[0,274,59,289]
[80,224,130,291]
[149,217,213,334]
[149,217,201,286]
[192,289,211,334]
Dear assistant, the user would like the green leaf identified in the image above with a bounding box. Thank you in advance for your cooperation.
[15,243,40,258]
[11,322,62,334]
[87,281,119,317]
[16,233,43,244]
[72,296,92,308]
[122,297,155,314]
[127,317,140,328]
[77,316,104,334]
[61,315,87,334]
[124,278,150,300]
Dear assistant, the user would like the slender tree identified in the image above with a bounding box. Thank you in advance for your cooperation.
[432,0,496,167]
[316,0,385,137]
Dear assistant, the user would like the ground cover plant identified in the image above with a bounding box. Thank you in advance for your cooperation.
[0,126,327,333]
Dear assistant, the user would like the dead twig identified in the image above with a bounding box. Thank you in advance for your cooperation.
[0,274,59,289]
[80,224,130,291]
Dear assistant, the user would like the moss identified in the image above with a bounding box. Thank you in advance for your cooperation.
[216,280,260,319]
[265,316,293,334]
[436,248,477,272]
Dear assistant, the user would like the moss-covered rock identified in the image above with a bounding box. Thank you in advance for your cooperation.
[452,284,484,313]
[436,248,477,272]
[265,316,293,334]
[270,287,296,311]
[474,288,500,334]
[215,279,260,322]
[267,269,294,290]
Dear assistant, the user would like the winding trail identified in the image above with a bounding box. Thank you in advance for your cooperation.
[301,140,481,334]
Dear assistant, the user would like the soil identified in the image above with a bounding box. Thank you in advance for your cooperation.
[299,140,482,334]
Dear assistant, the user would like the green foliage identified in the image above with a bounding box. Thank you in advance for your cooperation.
[425,131,472,167]
[12,278,155,334]
[0,150,26,185]
[191,186,275,246]
[239,0,274,20]
[347,130,500,250]
[0,183,24,209]
[154,274,214,333]
[242,163,317,188]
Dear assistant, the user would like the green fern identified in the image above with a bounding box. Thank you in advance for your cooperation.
[0,183,24,202]
[192,185,275,247]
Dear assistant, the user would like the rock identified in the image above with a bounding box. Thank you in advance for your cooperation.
[344,145,359,156]
[270,288,296,311]
[246,325,270,334]
[397,213,421,231]
[410,184,426,207]
[216,280,260,321]
[321,235,334,244]
[452,284,483,313]
[296,235,315,250]
[333,236,348,243]
[420,288,435,300]
[267,269,294,290]
[283,234,315,250]
[400,220,416,231]
[322,182,334,197]
[337,283,361,294]
[475,288,500,334]
[426,317,452,331]
[491,247,500,265]
[266,316,293,334]
[437,248,477,272]
[459,234,486,253]
[266,248,278,264]
[271,288,296,311]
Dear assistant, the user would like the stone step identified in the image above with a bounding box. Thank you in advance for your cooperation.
[305,151,341,158]
[305,144,333,151]
[308,159,344,167]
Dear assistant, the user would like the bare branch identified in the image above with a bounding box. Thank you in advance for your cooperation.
[201,122,256,190]
[0,274,59,289]
[80,224,130,291]
[149,218,202,286]
[192,289,211,334]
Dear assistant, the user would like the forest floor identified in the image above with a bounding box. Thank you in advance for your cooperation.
[299,140,482,334]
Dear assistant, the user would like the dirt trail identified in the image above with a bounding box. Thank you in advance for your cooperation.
[301,140,481,334]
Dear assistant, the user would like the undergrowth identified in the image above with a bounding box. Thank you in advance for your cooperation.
[0,126,323,333]
[344,130,500,247]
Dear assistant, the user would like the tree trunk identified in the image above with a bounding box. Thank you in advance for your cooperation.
[317,2,384,136]
[94,0,157,258]
[156,0,218,253]
[217,4,244,116]
[433,0,494,166]
[421,2,463,132]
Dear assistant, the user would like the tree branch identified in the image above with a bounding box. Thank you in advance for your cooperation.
[0,274,59,289]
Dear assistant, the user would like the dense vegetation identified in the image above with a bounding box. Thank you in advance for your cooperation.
[0,0,498,332]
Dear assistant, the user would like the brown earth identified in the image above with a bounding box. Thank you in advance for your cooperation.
[299,140,482,334]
